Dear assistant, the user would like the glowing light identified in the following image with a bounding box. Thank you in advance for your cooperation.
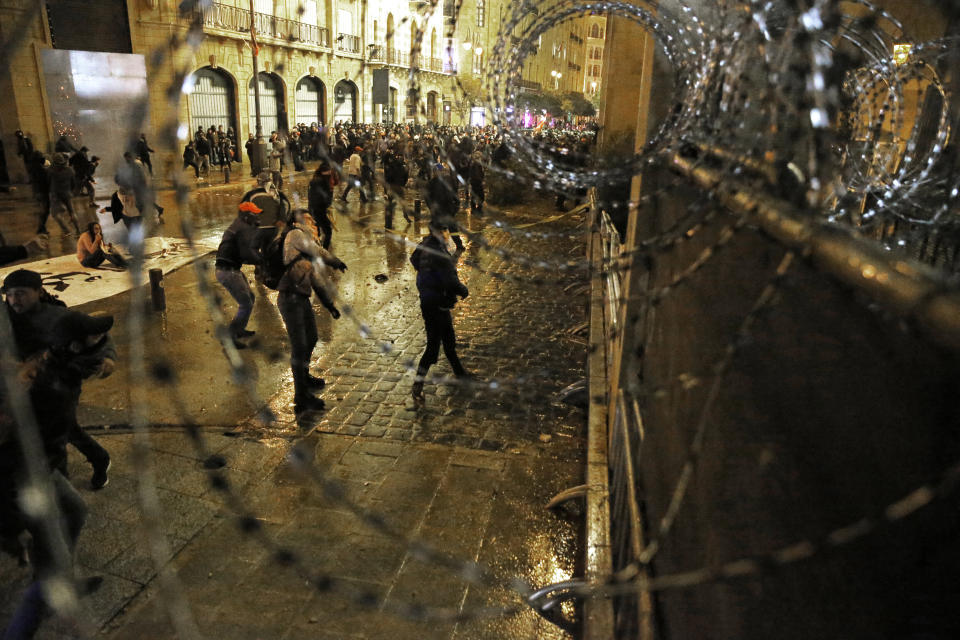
[893,44,912,65]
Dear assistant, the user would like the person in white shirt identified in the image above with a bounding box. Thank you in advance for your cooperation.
[339,147,368,203]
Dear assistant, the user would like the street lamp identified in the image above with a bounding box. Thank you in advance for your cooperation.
[248,0,267,175]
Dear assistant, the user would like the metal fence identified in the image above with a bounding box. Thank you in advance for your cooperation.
[586,153,960,639]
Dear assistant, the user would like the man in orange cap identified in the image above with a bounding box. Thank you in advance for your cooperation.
[215,201,263,347]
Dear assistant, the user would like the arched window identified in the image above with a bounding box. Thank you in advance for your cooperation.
[295,76,326,125]
[477,0,485,27]
[590,24,600,38]
[189,66,237,137]
[248,72,287,135]
[333,80,358,122]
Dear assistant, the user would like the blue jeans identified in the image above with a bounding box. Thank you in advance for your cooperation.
[216,268,255,337]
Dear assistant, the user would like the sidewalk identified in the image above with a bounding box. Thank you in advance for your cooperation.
[0,178,590,638]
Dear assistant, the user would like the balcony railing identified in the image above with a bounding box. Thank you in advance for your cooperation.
[198,2,329,48]
[368,44,385,62]
[337,33,361,54]
[368,45,448,73]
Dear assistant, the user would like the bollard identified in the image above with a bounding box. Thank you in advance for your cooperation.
[223,164,231,184]
[149,268,166,312]
[414,199,422,219]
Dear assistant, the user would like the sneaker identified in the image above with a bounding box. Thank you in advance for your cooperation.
[90,457,111,490]
[294,394,326,413]
[305,374,326,390]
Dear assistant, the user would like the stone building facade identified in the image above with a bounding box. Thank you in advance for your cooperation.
[0,0,458,182]
[0,0,603,183]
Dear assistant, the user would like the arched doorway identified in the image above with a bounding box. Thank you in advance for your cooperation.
[388,87,398,123]
[295,76,326,125]
[427,91,438,122]
[248,72,287,136]
[333,80,358,123]
[188,67,237,137]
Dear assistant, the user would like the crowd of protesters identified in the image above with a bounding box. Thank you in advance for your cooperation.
[0,118,596,638]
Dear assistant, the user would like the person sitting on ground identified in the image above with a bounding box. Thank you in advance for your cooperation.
[76,222,126,269]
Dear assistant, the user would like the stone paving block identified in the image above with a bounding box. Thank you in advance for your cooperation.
[75,517,141,571]
[82,574,145,631]
[346,411,372,427]
[101,534,190,585]
[359,424,387,438]
[297,585,390,638]
[330,460,391,487]
[217,439,286,477]
[319,533,408,584]
[372,470,441,506]
[448,449,508,472]
[145,431,208,460]
[386,560,471,612]
[415,524,485,559]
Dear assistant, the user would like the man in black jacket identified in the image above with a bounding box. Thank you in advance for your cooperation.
[135,134,155,175]
[409,218,469,406]
[215,201,263,346]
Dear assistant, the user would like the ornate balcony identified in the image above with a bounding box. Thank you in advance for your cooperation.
[337,33,361,54]
[197,2,330,49]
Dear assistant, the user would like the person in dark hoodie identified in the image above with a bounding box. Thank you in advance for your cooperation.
[215,201,264,347]
[409,217,470,406]
[1,291,114,638]
[45,153,80,235]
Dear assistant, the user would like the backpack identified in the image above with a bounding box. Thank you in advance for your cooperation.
[254,227,292,290]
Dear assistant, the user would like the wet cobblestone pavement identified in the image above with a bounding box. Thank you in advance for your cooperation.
[0,172,590,639]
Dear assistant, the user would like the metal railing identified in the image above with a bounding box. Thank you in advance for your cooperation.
[199,2,329,48]
[583,148,960,638]
[368,44,385,62]
[669,152,960,351]
[369,46,444,72]
[337,33,361,54]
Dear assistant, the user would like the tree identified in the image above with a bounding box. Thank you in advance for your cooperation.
[565,91,596,117]
[452,75,485,124]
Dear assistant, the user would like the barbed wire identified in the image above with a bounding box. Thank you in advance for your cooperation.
[5,0,960,636]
